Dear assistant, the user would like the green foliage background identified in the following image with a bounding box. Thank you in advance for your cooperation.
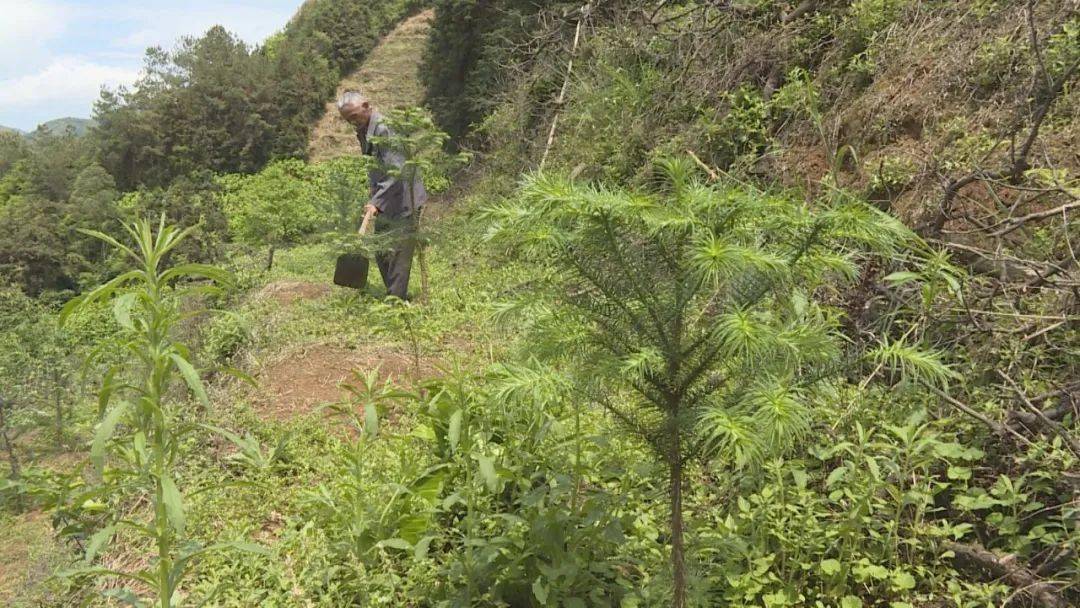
[2,1,1078,607]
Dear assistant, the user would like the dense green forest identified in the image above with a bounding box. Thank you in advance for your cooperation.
[1,1,1077,607]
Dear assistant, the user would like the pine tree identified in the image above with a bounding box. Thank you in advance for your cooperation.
[485,157,923,606]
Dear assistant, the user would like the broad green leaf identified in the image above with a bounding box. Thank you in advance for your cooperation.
[96,367,120,417]
[414,535,435,561]
[160,474,185,535]
[112,293,136,330]
[410,424,436,442]
[448,409,462,453]
[364,403,379,439]
[820,558,841,576]
[84,524,117,564]
[791,468,809,489]
[477,455,498,492]
[411,464,449,503]
[891,570,916,591]
[883,271,920,285]
[825,466,847,487]
[840,597,863,608]
[92,402,128,472]
[160,263,234,287]
[378,538,412,551]
[398,515,431,545]
[947,466,971,480]
[532,577,549,605]
[170,353,209,408]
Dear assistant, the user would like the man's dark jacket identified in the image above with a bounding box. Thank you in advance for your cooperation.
[357,112,427,219]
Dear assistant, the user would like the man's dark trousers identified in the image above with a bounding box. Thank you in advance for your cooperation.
[374,215,417,300]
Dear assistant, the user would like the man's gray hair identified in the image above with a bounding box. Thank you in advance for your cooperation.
[337,90,368,110]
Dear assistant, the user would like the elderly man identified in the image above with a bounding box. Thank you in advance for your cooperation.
[337,91,427,300]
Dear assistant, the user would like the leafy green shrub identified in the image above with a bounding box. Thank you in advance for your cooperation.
[315,156,371,234]
[201,311,251,365]
[305,362,649,606]
[557,54,668,181]
[968,36,1022,95]
[707,85,773,171]
[841,0,909,54]
[867,153,919,198]
[218,159,329,270]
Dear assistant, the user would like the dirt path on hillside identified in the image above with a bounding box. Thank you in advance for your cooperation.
[309,10,434,163]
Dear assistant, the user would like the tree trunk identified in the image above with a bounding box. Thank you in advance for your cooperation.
[265,244,276,271]
[670,423,686,608]
[0,400,21,481]
[53,370,65,447]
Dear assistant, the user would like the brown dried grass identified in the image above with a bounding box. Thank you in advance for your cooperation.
[309,10,435,163]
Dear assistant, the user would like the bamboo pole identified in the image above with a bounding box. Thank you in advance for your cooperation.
[539,4,591,170]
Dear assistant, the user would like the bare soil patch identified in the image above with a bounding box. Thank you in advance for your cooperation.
[0,510,65,605]
[256,281,332,306]
[253,342,436,421]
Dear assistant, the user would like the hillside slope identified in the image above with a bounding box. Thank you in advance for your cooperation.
[34,118,94,137]
[3,2,1078,607]
[309,9,434,162]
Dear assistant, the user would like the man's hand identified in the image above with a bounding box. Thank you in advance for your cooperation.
[364,204,380,217]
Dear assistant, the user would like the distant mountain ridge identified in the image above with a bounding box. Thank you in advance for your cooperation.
[35,117,95,136]
[0,118,94,138]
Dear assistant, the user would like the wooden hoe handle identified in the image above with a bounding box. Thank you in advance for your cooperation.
[359,206,377,236]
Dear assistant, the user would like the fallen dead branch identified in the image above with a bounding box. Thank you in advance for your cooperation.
[944,541,1069,608]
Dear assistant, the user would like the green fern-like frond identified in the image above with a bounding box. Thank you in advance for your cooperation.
[773,317,840,366]
[619,347,664,384]
[713,308,772,360]
[653,155,701,196]
[487,360,571,409]
[801,250,859,284]
[691,234,787,285]
[698,407,765,470]
[746,381,811,451]
[868,337,958,388]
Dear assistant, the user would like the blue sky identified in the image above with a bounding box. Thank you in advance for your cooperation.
[0,0,303,131]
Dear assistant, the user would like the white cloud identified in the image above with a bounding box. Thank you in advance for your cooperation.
[114,4,292,52]
[0,57,139,108]
[0,1,301,128]
[0,0,68,73]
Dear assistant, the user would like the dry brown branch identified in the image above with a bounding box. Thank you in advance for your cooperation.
[998,371,1080,457]
[782,0,820,24]
[686,149,719,181]
[944,541,1068,608]
[925,384,1035,448]
[990,200,1080,237]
